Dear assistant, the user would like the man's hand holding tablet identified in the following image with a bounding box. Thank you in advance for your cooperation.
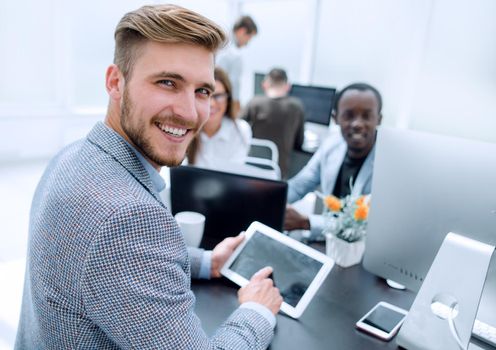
[210,233,283,315]
[210,233,246,278]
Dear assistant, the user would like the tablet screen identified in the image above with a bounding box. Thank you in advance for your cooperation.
[228,231,324,307]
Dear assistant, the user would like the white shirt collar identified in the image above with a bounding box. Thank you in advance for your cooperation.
[200,117,234,142]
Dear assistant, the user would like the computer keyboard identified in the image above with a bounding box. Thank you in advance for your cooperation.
[472,319,496,348]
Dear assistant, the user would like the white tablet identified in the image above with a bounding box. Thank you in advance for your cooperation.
[221,221,334,319]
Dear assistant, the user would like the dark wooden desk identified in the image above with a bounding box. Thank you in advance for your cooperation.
[193,262,416,349]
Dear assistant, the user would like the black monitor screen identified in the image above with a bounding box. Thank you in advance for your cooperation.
[229,231,323,307]
[289,84,336,126]
[254,72,265,96]
[170,166,288,250]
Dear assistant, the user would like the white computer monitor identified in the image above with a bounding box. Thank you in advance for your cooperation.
[363,127,496,327]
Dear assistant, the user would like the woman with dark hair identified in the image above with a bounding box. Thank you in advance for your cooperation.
[187,67,252,167]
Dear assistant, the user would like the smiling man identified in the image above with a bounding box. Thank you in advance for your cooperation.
[284,83,382,239]
[15,5,281,350]
[105,40,214,168]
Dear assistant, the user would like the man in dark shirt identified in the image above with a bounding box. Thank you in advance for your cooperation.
[284,83,382,237]
[332,154,368,198]
[241,68,305,179]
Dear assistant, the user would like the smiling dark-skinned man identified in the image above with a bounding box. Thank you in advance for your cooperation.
[284,83,383,240]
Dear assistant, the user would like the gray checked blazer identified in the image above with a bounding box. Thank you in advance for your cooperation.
[15,122,273,349]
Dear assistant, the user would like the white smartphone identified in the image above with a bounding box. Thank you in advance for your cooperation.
[355,301,408,341]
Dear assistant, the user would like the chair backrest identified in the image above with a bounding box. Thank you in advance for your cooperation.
[248,138,279,164]
[205,160,280,180]
[245,157,281,180]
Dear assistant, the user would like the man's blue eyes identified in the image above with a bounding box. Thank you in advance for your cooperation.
[196,88,211,96]
[158,80,174,87]
[157,80,210,96]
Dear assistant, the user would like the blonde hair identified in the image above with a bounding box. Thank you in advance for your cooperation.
[114,4,227,79]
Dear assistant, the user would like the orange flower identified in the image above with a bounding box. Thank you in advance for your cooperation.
[355,195,366,206]
[324,195,341,212]
[354,203,369,221]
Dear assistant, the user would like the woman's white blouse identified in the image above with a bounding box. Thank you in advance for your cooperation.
[194,117,252,168]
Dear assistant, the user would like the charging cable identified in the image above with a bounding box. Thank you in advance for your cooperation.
[446,302,465,350]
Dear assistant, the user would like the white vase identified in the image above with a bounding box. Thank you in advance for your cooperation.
[325,233,365,268]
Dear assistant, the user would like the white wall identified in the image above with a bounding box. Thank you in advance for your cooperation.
[312,0,433,130]
[314,0,496,143]
[408,0,496,142]
[1,0,495,162]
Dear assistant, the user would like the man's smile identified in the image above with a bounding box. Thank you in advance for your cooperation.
[156,121,188,137]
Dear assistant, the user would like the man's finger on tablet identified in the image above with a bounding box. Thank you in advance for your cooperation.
[251,266,273,281]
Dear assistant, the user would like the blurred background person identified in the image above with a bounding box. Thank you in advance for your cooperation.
[187,67,252,168]
[217,15,258,116]
[241,68,305,179]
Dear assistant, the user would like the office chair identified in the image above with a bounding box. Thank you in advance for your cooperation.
[245,157,281,180]
[248,138,279,164]
[191,160,280,181]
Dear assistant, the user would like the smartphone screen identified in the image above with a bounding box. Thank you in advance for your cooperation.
[362,304,406,333]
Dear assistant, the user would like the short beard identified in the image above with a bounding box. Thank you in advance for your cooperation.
[120,88,185,167]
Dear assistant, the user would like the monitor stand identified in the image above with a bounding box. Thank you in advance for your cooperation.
[396,232,494,350]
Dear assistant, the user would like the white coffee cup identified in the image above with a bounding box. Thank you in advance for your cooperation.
[174,211,205,248]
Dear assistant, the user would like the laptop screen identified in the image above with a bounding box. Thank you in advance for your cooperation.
[170,166,288,250]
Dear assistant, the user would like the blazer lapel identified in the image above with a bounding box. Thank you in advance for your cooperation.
[86,122,164,206]
[322,141,347,195]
